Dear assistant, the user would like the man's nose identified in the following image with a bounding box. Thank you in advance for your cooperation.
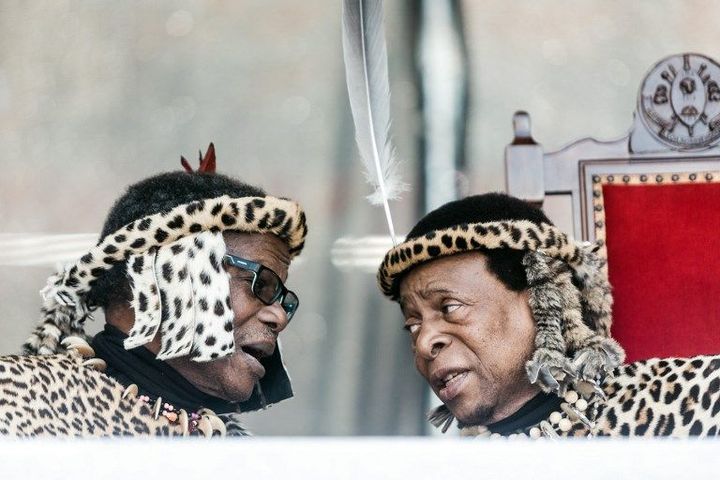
[415,321,451,360]
[257,301,289,334]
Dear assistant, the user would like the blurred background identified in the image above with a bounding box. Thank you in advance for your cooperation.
[0,0,718,435]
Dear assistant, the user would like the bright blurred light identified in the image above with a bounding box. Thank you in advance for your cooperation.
[331,236,402,272]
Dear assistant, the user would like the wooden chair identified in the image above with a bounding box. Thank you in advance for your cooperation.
[506,53,720,362]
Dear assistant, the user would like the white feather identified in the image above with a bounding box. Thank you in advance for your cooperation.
[342,0,407,244]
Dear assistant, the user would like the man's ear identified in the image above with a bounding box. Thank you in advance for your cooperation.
[104,302,161,355]
[104,302,163,353]
[104,302,134,332]
[512,289,534,320]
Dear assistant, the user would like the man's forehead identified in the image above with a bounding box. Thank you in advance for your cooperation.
[399,265,462,308]
[398,251,495,306]
[401,252,485,288]
[399,284,458,312]
[401,279,454,299]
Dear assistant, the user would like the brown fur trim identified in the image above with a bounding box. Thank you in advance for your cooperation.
[523,251,625,393]
[524,251,576,394]
[570,243,613,337]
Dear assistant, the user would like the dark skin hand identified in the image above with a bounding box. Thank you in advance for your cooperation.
[107,231,291,402]
[399,251,540,426]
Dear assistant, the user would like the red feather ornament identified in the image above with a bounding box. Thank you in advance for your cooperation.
[181,143,217,173]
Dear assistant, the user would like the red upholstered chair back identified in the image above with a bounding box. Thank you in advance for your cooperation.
[593,174,720,361]
[505,53,720,362]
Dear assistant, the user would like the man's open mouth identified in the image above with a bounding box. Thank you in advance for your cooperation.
[439,371,466,389]
[238,342,274,379]
[431,368,470,403]
[431,368,469,389]
[239,341,274,361]
[240,346,264,360]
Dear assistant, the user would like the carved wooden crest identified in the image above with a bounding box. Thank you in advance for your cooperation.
[638,53,720,150]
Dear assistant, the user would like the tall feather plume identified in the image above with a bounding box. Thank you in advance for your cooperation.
[342,0,407,245]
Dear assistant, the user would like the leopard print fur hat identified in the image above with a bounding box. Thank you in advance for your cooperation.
[23,146,308,410]
[377,193,625,399]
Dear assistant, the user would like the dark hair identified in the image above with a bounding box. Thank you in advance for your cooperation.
[87,171,266,309]
[403,192,553,292]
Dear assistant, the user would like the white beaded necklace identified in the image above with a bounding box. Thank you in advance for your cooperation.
[459,390,602,439]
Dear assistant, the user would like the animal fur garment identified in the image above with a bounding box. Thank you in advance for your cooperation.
[523,251,624,395]
[125,232,237,362]
[24,194,307,362]
[0,352,249,437]
[453,354,720,438]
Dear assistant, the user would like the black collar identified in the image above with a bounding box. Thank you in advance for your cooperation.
[485,392,563,435]
[91,324,238,414]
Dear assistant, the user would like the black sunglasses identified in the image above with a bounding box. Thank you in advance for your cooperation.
[223,253,299,321]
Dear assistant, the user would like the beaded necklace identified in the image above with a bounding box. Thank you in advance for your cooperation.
[459,390,602,439]
[65,335,228,437]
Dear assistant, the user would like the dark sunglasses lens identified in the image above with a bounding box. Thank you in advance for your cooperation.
[282,291,299,319]
[254,267,282,304]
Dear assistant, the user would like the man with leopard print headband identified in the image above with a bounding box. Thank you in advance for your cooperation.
[377,192,720,438]
[0,144,308,437]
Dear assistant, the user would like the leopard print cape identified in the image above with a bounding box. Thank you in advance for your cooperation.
[456,354,720,438]
[0,350,248,437]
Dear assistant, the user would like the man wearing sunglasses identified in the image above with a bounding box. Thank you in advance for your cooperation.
[1,145,308,437]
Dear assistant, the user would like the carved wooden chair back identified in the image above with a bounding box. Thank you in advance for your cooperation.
[506,53,720,362]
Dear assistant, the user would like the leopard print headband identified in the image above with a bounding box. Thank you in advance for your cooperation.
[377,219,625,399]
[24,194,307,362]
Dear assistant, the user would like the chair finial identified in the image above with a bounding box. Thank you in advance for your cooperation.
[512,111,536,145]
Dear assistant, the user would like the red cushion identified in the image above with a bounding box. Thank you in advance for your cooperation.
[603,182,720,362]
